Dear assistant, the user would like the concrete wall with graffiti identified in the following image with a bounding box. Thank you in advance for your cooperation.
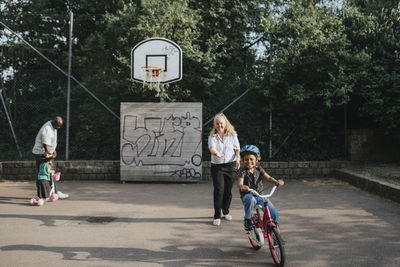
[120,102,202,181]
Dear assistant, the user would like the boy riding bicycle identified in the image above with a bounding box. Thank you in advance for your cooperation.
[237,145,284,230]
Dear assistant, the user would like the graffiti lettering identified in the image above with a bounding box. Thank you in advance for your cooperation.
[121,110,202,179]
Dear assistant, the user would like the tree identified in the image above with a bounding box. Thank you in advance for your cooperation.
[344,1,400,133]
[0,0,126,159]
[1,0,398,161]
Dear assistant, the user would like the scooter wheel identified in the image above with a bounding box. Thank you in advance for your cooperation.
[37,199,45,206]
[50,193,59,202]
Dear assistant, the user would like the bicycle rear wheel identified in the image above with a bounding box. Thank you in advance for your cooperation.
[248,215,263,250]
[268,227,285,266]
[248,227,263,250]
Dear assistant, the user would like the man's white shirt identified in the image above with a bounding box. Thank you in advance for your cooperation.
[32,121,57,154]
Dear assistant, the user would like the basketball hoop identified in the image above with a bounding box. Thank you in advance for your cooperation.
[131,38,182,100]
[141,66,165,94]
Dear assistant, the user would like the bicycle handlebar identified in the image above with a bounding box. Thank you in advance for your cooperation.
[248,185,278,199]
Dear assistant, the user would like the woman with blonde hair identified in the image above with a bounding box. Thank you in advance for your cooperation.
[208,113,240,226]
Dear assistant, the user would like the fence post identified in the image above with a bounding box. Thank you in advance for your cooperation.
[0,88,22,158]
[66,7,73,160]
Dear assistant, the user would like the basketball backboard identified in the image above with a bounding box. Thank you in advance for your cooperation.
[131,37,182,84]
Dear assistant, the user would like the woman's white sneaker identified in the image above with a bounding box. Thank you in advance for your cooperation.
[224,214,233,221]
[213,219,221,226]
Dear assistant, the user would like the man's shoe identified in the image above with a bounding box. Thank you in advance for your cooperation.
[57,191,69,199]
[213,219,221,226]
[224,214,232,221]
[244,219,253,231]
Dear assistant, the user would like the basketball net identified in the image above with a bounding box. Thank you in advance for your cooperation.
[141,66,165,95]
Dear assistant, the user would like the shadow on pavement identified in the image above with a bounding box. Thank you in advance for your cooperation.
[0,214,212,227]
[0,244,273,267]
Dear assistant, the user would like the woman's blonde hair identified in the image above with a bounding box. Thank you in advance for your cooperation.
[209,113,237,137]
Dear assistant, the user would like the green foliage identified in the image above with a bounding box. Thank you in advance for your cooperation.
[1,0,399,160]
[344,1,400,132]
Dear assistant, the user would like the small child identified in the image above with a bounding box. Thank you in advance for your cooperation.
[237,145,284,231]
[36,154,55,203]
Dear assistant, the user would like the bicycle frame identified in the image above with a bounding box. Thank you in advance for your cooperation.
[250,186,278,238]
[253,201,277,238]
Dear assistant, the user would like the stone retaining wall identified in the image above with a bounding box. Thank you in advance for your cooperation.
[0,161,120,181]
[203,161,347,180]
[0,160,347,181]
[333,169,400,203]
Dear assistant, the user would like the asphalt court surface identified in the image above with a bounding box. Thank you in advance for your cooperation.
[0,178,399,267]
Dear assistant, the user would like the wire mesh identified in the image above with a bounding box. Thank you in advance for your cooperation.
[0,65,119,161]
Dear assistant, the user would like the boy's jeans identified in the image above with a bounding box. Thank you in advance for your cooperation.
[242,193,280,226]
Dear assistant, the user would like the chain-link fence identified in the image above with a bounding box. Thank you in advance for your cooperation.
[0,36,346,162]
[0,51,120,161]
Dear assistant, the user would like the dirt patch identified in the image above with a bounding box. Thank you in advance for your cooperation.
[305,177,356,188]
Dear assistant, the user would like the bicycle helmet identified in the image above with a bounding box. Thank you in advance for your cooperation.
[240,145,261,158]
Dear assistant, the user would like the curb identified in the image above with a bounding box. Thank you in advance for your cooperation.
[333,169,400,203]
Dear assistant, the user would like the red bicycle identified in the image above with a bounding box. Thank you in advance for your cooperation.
[247,186,286,267]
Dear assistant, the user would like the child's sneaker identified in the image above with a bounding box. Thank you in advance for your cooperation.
[30,198,38,205]
[213,218,221,226]
[244,219,253,231]
[57,191,69,199]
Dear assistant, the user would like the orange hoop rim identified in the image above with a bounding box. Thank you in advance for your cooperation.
[142,66,164,77]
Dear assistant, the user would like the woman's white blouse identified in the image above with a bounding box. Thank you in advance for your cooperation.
[208,134,240,164]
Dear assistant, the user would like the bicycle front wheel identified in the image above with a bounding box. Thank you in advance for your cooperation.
[268,227,285,266]
[248,227,263,250]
